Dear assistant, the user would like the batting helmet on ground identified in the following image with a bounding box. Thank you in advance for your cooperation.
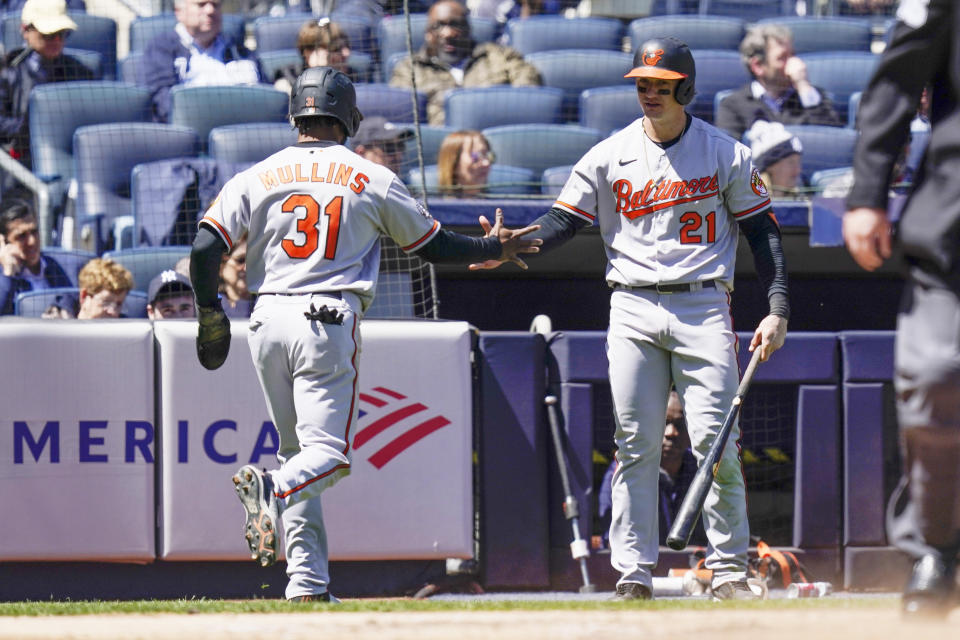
[289,67,363,137]
[624,36,696,106]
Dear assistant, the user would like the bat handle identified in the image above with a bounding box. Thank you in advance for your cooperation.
[736,348,763,398]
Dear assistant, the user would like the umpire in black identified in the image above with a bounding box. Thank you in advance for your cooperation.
[843,0,960,619]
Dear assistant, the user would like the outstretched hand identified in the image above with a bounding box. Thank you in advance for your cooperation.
[468,208,542,270]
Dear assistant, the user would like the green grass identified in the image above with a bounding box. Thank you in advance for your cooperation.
[0,595,899,616]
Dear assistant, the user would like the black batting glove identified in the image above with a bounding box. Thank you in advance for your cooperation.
[196,299,231,370]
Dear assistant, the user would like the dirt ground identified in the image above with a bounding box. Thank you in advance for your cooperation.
[1,607,958,640]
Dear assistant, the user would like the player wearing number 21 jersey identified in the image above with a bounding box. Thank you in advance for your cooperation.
[472,37,789,601]
[189,67,540,602]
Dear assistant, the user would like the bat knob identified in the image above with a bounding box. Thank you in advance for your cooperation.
[544,395,558,406]
[665,536,687,551]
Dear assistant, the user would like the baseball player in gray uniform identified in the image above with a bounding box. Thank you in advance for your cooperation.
[473,37,789,600]
[189,67,540,601]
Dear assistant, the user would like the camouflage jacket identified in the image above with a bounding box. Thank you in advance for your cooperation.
[390,42,542,125]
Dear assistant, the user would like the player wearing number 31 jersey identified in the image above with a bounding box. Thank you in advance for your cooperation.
[473,37,789,601]
[189,66,540,601]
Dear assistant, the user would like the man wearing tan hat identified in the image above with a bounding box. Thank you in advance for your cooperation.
[0,0,92,174]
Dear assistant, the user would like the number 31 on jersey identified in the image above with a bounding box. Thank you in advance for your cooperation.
[282,194,342,260]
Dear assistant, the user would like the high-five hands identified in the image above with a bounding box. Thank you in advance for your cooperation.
[468,208,542,271]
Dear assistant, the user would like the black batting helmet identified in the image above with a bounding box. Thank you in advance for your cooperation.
[290,66,363,137]
[624,37,696,106]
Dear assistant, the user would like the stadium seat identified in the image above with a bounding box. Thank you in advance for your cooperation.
[118,51,144,84]
[713,88,734,126]
[73,123,200,252]
[377,13,497,73]
[12,287,147,318]
[399,124,454,170]
[445,86,564,130]
[2,11,117,79]
[39,248,96,286]
[406,164,539,196]
[628,15,746,52]
[62,48,103,79]
[847,91,860,129]
[700,0,790,19]
[208,122,299,167]
[128,13,245,53]
[540,165,574,198]
[579,85,640,136]
[809,166,852,194]
[503,16,623,55]
[800,51,879,124]
[131,157,221,247]
[526,49,633,121]
[28,81,152,217]
[755,16,873,53]
[482,124,603,174]
[169,85,289,152]
[102,247,192,293]
[688,49,750,123]
[354,83,427,123]
[252,14,377,58]
[256,49,374,84]
[784,124,859,183]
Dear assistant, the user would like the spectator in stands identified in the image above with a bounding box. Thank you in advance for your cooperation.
[469,0,579,27]
[143,0,262,123]
[219,232,252,317]
[745,121,804,200]
[0,0,93,177]
[351,116,411,176]
[840,0,895,15]
[437,129,494,196]
[76,258,132,319]
[596,391,706,548]
[716,24,841,141]
[0,0,84,10]
[0,196,72,315]
[390,0,541,125]
[146,269,196,320]
[274,18,354,95]
[40,289,77,318]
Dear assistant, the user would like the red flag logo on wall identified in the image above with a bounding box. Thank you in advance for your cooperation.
[353,387,451,469]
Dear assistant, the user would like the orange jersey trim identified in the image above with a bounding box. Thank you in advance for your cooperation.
[199,216,233,251]
[555,200,596,221]
[401,220,440,252]
[732,200,772,219]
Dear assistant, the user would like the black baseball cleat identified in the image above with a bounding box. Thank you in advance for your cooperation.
[711,579,765,601]
[902,554,956,619]
[232,464,280,568]
[613,582,653,600]
[288,592,340,603]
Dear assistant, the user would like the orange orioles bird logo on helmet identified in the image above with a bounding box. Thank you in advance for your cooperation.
[643,48,664,66]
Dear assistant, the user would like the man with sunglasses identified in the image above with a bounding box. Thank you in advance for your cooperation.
[390,0,541,126]
[0,0,92,177]
[351,116,412,176]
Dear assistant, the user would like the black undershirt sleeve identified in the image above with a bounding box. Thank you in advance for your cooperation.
[412,228,502,263]
[738,211,790,319]
[524,207,591,251]
[190,225,228,307]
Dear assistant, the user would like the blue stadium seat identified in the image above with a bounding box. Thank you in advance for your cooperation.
[131,157,221,247]
[628,15,746,52]
[784,124,858,183]
[169,85,289,152]
[62,47,103,79]
[208,122,299,167]
[118,51,144,84]
[128,13,246,53]
[73,123,200,252]
[503,16,623,55]
[39,248,95,286]
[28,81,152,201]
[377,13,497,73]
[257,49,374,84]
[847,91,860,129]
[482,124,602,174]
[354,83,427,123]
[688,49,750,123]
[382,50,408,83]
[526,49,633,121]
[2,11,117,79]
[700,0,789,19]
[252,14,377,58]
[800,51,879,124]
[579,85,640,136]
[399,124,454,170]
[540,165,574,198]
[445,86,564,130]
[713,88,735,126]
[756,16,873,53]
[102,247,192,293]
[406,164,539,196]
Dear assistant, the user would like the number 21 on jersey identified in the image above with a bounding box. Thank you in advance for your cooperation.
[679,210,715,244]
[281,194,342,260]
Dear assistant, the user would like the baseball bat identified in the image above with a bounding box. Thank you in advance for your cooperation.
[665,348,763,551]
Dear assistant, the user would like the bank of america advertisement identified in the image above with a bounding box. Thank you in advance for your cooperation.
[0,319,473,562]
